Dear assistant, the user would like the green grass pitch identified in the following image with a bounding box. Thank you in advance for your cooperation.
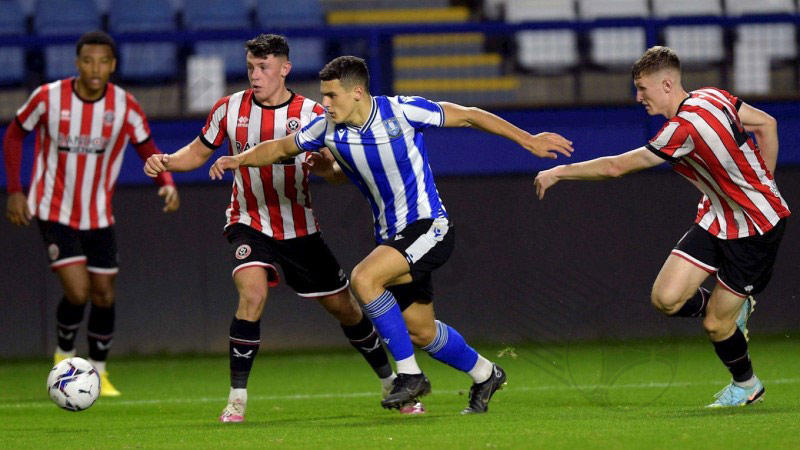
[2,336,798,449]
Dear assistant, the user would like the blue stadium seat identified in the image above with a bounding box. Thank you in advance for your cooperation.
[194,40,248,78]
[34,0,100,36]
[255,0,323,28]
[108,0,178,81]
[45,44,76,80]
[287,38,325,77]
[183,0,251,31]
[0,0,27,84]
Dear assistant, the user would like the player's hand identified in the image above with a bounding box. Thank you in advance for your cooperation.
[5,192,32,226]
[302,148,337,179]
[144,153,170,177]
[158,185,180,212]
[209,155,241,180]
[522,132,573,159]
[534,168,561,199]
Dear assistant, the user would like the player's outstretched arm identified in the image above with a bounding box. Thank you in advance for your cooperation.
[209,133,301,180]
[439,102,573,159]
[144,137,215,177]
[534,147,664,199]
[304,148,348,184]
[738,103,778,174]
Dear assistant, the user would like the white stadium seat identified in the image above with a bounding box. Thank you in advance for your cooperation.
[579,0,649,67]
[654,0,725,65]
[505,0,579,70]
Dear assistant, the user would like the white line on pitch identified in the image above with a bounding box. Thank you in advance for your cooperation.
[2,377,799,410]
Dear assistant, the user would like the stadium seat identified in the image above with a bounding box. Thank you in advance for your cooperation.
[183,0,251,31]
[44,44,77,80]
[506,0,578,70]
[108,0,178,82]
[725,0,796,16]
[194,41,247,79]
[737,24,796,60]
[33,0,100,36]
[256,0,323,28]
[0,0,27,84]
[654,0,725,65]
[579,0,649,67]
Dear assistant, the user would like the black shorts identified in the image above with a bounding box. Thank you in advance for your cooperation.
[382,217,454,310]
[672,220,786,297]
[225,224,349,298]
[37,220,118,274]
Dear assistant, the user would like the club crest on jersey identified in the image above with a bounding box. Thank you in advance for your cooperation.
[382,118,402,138]
[235,244,251,260]
[237,116,249,128]
[286,117,301,133]
[103,111,114,125]
[48,244,60,261]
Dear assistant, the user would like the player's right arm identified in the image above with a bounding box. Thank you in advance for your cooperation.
[143,137,215,177]
[3,120,32,226]
[534,147,664,199]
[738,102,778,174]
[209,133,301,180]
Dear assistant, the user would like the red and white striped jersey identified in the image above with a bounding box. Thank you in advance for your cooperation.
[647,87,790,239]
[16,78,155,230]
[200,90,324,240]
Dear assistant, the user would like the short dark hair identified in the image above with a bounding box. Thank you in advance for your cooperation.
[76,30,116,58]
[245,34,289,59]
[319,56,370,91]
[632,46,681,79]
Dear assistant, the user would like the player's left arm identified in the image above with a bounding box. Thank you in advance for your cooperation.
[534,147,664,199]
[209,133,302,180]
[738,102,778,174]
[439,102,573,159]
[133,139,180,213]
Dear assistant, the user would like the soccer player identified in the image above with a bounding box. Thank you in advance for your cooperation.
[2,31,180,396]
[208,55,573,413]
[534,46,789,407]
[143,35,403,422]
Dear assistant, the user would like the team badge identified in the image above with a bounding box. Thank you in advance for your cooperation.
[382,117,402,138]
[286,117,301,133]
[103,111,114,125]
[235,244,251,260]
[48,243,60,261]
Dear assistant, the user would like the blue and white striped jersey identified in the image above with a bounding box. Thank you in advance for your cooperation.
[295,95,448,243]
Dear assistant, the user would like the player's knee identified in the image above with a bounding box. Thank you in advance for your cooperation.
[321,293,362,325]
[407,323,436,347]
[64,289,90,305]
[90,286,114,307]
[349,265,376,297]
[650,288,681,316]
[702,315,734,339]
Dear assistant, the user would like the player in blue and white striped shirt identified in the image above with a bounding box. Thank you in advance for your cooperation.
[210,56,573,414]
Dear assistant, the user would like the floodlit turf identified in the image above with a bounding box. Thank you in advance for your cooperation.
[2,336,799,449]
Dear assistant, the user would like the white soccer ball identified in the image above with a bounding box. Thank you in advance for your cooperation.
[47,357,101,411]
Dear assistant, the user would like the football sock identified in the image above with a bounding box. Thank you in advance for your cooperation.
[363,290,421,374]
[89,359,106,373]
[421,320,482,380]
[673,287,710,317]
[228,387,247,404]
[712,328,753,383]
[56,297,85,352]
[341,314,393,379]
[468,356,494,384]
[229,317,261,389]
[87,304,114,362]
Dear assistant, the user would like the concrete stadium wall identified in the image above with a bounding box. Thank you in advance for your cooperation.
[1,172,798,358]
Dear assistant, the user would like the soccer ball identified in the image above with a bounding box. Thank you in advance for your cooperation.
[47,357,101,411]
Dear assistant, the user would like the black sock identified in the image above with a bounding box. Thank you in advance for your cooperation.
[87,304,115,362]
[673,287,710,317]
[230,317,261,389]
[56,297,85,352]
[712,328,754,383]
[341,314,393,379]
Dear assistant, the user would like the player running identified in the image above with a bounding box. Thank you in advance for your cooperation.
[3,31,180,396]
[143,35,407,422]
[208,55,573,414]
[535,46,789,407]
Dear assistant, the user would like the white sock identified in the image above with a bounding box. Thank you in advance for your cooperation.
[396,356,422,375]
[55,346,75,357]
[88,359,106,373]
[733,375,759,389]
[229,387,247,404]
[381,373,396,391]
[468,355,493,383]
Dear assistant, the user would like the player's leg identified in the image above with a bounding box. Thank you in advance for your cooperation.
[220,225,278,422]
[83,226,121,396]
[651,226,717,317]
[38,220,90,364]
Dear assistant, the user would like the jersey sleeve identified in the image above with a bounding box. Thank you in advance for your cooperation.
[15,85,48,132]
[124,93,152,145]
[200,96,229,149]
[295,115,328,152]
[646,119,694,162]
[397,96,445,129]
